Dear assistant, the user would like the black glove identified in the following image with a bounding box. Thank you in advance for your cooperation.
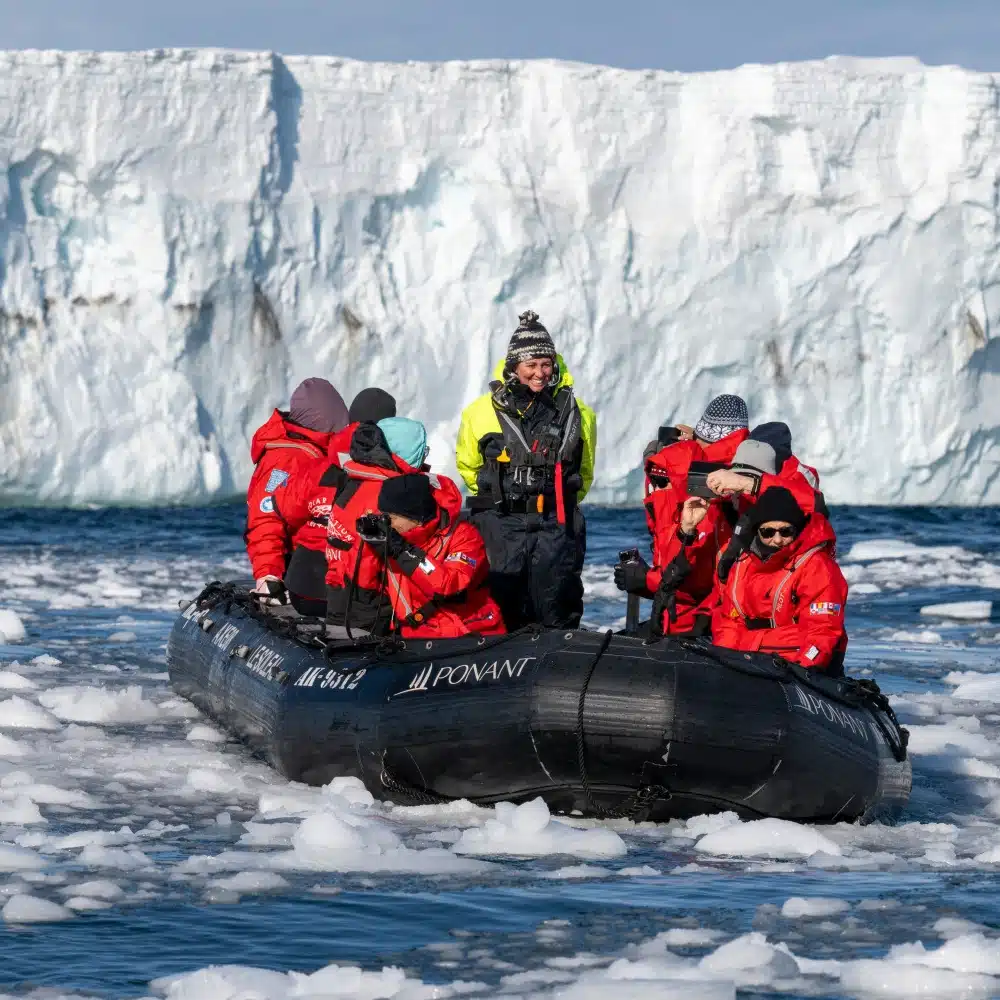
[384,526,407,560]
[649,551,692,636]
[356,513,389,544]
[614,557,651,595]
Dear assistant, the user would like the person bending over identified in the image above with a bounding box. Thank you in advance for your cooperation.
[456,310,597,629]
[693,486,848,674]
[353,474,505,638]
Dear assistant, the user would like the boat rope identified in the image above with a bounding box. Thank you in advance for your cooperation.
[378,755,453,805]
[676,637,909,763]
[575,629,670,820]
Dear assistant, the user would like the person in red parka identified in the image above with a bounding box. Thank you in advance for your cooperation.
[246,378,349,602]
[352,475,505,638]
[700,486,848,674]
[247,386,398,614]
[617,394,749,636]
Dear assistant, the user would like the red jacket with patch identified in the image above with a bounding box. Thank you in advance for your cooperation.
[710,513,848,669]
[245,410,333,580]
[333,473,505,638]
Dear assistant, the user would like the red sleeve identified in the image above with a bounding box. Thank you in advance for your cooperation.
[787,556,848,668]
[245,457,316,580]
[394,523,488,603]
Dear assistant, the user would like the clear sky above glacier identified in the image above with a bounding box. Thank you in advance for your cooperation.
[5,0,999,71]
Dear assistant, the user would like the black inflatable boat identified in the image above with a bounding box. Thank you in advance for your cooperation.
[167,583,911,823]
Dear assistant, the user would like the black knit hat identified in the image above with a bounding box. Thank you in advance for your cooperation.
[505,310,556,371]
[750,422,793,469]
[349,387,397,424]
[379,475,438,525]
[751,487,807,533]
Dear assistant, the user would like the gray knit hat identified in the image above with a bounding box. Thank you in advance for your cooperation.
[694,394,749,443]
[505,310,556,371]
[731,439,777,475]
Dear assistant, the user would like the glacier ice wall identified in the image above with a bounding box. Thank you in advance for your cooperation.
[1,49,999,505]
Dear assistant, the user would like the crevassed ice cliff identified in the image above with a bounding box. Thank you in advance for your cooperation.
[0,49,998,505]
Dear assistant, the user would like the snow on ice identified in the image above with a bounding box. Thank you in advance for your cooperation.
[1,50,1000,504]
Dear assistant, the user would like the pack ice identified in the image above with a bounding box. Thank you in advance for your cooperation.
[1,49,999,505]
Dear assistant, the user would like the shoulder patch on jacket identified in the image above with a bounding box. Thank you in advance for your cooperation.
[266,469,290,492]
[445,552,478,569]
[809,601,842,615]
[260,496,275,513]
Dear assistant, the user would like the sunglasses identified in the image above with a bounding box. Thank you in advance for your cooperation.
[758,525,797,540]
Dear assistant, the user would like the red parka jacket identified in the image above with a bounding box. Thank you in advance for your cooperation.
[334,473,505,638]
[710,513,848,670]
[381,477,505,638]
[245,410,333,580]
[748,454,824,515]
[643,440,734,633]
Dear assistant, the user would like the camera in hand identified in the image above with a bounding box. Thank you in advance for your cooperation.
[686,461,728,500]
[618,547,642,566]
[356,513,389,541]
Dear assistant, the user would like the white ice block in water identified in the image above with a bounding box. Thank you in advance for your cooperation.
[0,51,999,505]
[0,610,26,643]
[920,601,993,620]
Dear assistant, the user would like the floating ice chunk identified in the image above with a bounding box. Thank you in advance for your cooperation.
[453,798,627,858]
[695,818,842,860]
[920,601,993,620]
[280,808,487,875]
[935,917,991,939]
[2,893,73,923]
[628,929,726,955]
[781,897,850,918]
[208,871,289,894]
[38,684,163,724]
[0,670,37,691]
[0,610,26,643]
[0,795,46,825]
[541,864,611,879]
[59,879,123,900]
[29,655,61,667]
[0,733,25,758]
[186,725,226,743]
[77,844,151,870]
[66,896,113,911]
[184,767,247,796]
[0,696,60,730]
[699,933,800,985]
[108,631,138,642]
[152,962,423,999]
[906,724,996,757]
[885,630,943,644]
[618,865,663,877]
[0,845,45,872]
[945,672,1000,702]
[844,540,925,561]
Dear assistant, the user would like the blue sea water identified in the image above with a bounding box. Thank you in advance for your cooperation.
[0,504,999,999]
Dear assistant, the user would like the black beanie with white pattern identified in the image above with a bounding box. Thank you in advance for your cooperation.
[504,310,556,373]
[694,394,749,443]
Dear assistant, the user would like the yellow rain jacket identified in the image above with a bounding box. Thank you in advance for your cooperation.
[456,356,597,502]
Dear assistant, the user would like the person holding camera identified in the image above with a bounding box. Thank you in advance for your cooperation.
[323,420,445,633]
[456,311,597,630]
[351,475,505,638]
[618,395,750,636]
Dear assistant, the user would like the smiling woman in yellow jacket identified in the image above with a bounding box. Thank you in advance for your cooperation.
[455,311,597,629]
